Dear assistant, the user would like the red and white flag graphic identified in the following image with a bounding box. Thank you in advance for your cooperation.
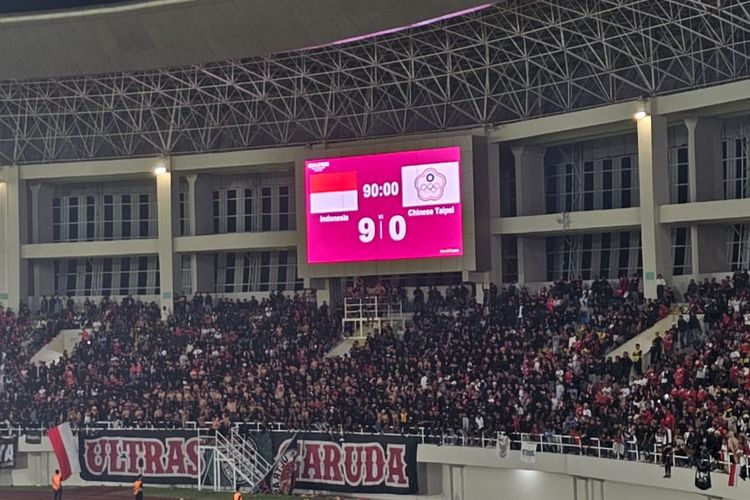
[729,462,738,487]
[309,171,358,214]
[48,422,80,480]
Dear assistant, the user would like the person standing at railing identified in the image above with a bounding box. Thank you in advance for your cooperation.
[632,344,643,375]
[651,332,663,365]
[657,426,673,478]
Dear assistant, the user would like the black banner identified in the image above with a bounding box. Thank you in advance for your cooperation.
[249,431,419,495]
[0,435,17,468]
[78,430,199,484]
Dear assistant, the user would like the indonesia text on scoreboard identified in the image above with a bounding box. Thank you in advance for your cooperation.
[305,146,463,263]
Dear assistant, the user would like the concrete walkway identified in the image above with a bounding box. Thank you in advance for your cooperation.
[325,337,361,358]
[608,313,678,359]
[30,328,84,365]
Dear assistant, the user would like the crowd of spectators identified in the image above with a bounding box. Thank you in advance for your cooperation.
[1,292,336,430]
[1,270,750,471]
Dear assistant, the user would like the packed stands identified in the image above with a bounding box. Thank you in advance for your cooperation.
[2,272,750,469]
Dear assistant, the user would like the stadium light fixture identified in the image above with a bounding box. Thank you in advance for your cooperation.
[154,160,167,175]
[634,111,648,120]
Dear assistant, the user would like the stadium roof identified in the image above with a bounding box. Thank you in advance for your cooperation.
[1,0,750,165]
[0,0,489,80]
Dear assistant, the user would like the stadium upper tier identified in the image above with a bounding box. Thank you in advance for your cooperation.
[0,0,749,164]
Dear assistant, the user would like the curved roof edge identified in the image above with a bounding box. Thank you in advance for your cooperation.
[0,0,492,81]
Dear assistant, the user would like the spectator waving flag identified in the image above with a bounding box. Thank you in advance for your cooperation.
[253,433,300,495]
[48,422,80,480]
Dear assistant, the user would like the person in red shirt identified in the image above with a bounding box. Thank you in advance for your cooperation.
[660,411,675,430]
[674,366,685,387]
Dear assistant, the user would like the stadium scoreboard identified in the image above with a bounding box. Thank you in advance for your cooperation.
[305,146,464,263]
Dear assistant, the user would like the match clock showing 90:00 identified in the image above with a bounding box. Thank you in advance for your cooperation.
[304,146,464,264]
[362,181,400,198]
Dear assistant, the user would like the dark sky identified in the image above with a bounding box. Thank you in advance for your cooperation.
[0,0,138,14]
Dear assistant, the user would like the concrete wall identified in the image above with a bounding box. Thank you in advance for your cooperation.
[418,445,740,500]
[5,439,743,500]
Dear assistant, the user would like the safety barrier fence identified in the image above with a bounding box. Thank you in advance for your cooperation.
[2,421,742,478]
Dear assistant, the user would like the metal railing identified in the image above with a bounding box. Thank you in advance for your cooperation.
[197,427,273,491]
[342,295,406,338]
[2,421,743,478]
[343,295,404,320]
[0,420,200,435]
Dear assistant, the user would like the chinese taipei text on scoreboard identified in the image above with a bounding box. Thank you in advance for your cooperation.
[305,146,463,263]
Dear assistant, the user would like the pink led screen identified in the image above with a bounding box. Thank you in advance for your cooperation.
[305,146,463,263]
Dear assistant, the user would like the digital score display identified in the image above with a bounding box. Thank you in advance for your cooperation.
[305,146,463,263]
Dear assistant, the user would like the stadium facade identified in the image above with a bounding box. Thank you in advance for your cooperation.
[0,81,749,312]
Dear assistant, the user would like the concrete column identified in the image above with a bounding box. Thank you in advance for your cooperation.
[518,236,547,285]
[33,261,56,305]
[488,142,503,286]
[637,115,671,299]
[190,173,213,236]
[194,254,215,294]
[29,182,54,244]
[186,174,197,237]
[0,178,6,309]
[3,166,28,310]
[685,118,725,277]
[156,162,178,316]
[685,117,723,203]
[187,174,214,296]
[693,224,727,274]
[29,183,55,306]
[186,174,198,295]
[511,145,546,216]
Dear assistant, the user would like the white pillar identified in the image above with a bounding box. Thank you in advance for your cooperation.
[511,145,546,216]
[3,166,27,310]
[156,162,178,315]
[637,115,671,299]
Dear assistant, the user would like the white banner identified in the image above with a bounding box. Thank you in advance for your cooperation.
[496,435,510,459]
[400,161,461,207]
[520,441,537,464]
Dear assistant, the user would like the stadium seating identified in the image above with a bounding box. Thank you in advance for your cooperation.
[1,273,749,467]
